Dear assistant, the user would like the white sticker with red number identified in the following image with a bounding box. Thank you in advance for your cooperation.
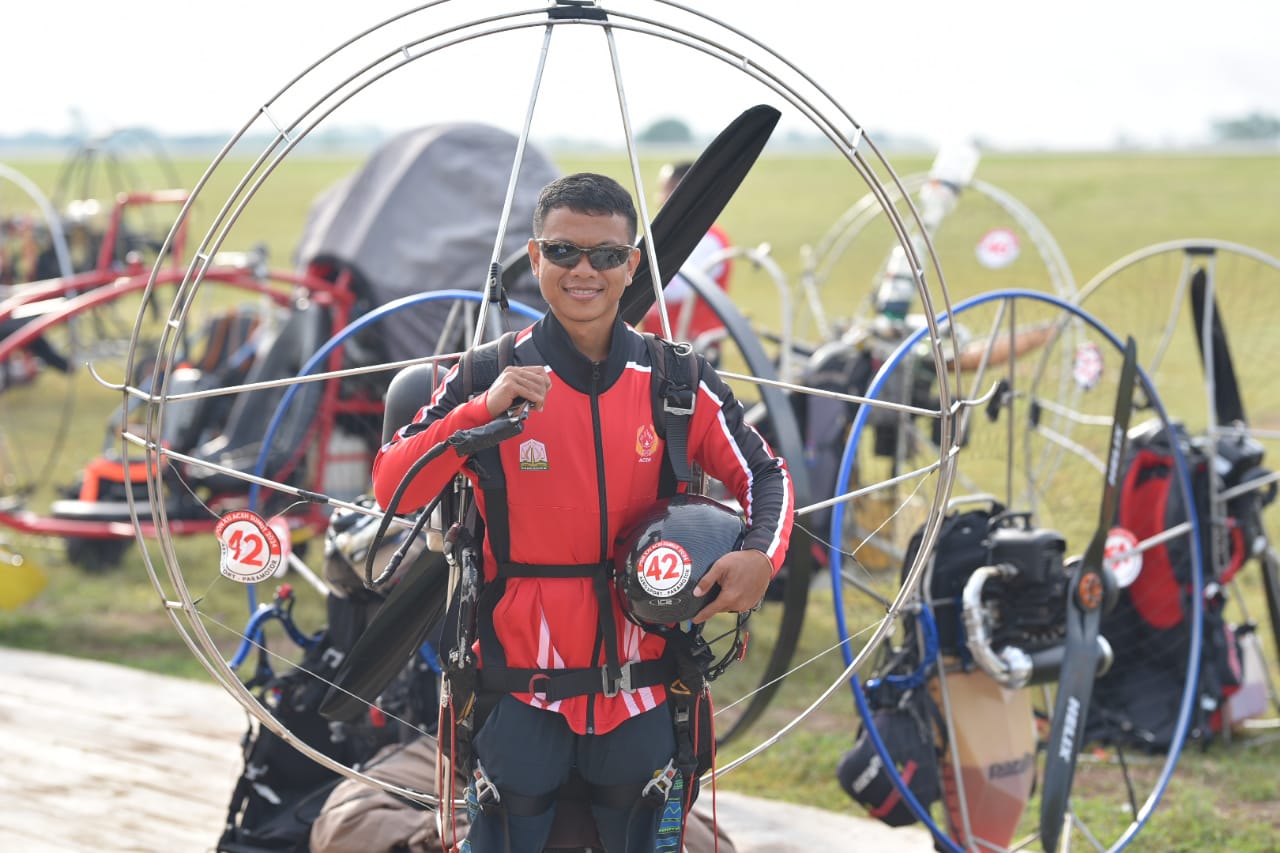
[1104,526,1143,588]
[1072,341,1104,390]
[216,510,284,583]
[975,227,1021,269]
[636,540,693,598]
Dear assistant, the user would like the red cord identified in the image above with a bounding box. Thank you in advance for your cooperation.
[440,699,458,853]
[707,690,719,853]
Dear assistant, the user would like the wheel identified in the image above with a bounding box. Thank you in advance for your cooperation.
[64,535,130,573]
[832,290,1203,852]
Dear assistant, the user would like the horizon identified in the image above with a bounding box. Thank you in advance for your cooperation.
[4,1,1279,155]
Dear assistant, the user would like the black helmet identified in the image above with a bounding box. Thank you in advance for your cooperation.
[613,493,747,628]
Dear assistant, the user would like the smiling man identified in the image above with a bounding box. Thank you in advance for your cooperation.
[372,172,792,853]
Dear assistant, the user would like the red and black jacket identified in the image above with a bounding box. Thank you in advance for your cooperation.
[373,312,793,735]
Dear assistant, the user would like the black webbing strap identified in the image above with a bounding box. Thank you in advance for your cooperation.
[497,561,599,579]
[461,330,517,562]
[644,333,697,497]
[476,658,674,702]
[484,770,655,819]
[461,330,517,403]
[593,569,623,696]
[457,330,521,726]
[487,786,557,818]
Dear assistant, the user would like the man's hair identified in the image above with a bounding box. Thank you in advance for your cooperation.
[532,172,638,241]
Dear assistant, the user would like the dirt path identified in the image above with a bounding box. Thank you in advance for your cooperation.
[0,647,934,852]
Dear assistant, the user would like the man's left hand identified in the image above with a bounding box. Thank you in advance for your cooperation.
[690,548,774,625]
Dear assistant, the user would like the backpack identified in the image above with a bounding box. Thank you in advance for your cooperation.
[1089,418,1275,749]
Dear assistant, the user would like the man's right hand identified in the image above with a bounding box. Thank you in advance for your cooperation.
[485,365,550,418]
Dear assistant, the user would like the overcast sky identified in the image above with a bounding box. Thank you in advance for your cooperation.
[5,0,1278,150]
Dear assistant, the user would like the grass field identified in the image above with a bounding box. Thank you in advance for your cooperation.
[3,145,1280,851]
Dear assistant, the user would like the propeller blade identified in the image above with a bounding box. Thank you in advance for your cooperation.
[1189,265,1246,426]
[499,104,781,326]
[619,104,781,326]
[319,550,450,722]
[1040,336,1138,852]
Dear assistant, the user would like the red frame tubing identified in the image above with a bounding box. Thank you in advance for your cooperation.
[0,222,365,547]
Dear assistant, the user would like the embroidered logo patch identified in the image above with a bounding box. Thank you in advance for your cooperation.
[519,438,549,470]
[636,424,658,462]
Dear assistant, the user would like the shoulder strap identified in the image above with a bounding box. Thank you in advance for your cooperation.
[644,333,698,496]
[461,330,518,401]
[455,331,519,559]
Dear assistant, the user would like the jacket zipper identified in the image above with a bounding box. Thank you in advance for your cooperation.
[586,361,609,734]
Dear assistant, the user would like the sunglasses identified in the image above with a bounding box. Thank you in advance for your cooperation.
[537,239,636,271]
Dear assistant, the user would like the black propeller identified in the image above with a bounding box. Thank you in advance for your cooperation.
[1189,264,1246,426]
[320,105,781,722]
[319,550,450,721]
[1039,335,1138,852]
[619,104,780,326]
[498,104,781,328]
[1189,259,1280,710]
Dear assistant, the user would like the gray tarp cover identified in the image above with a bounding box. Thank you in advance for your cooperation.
[294,123,560,362]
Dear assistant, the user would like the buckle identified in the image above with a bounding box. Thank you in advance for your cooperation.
[602,663,634,698]
[527,673,550,700]
[473,761,501,808]
[641,759,678,802]
[662,383,695,416]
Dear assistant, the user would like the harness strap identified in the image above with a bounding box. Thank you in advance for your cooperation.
[593,569,623,696]
[644,333,698,497]
[477,658,674,702]
[485,787,557,818]
[462,330,517,403]
[480,773,667,818]
[497,561,600,579]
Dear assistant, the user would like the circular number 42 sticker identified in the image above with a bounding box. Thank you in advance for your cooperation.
[216,510,284,584]
[637,540,692,598]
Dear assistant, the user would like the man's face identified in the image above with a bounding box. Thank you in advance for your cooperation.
[529,207,639,330]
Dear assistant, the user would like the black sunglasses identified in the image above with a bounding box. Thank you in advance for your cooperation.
[536,240,636,271]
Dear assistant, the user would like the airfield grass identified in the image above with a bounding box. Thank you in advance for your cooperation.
[3,148,1280,851]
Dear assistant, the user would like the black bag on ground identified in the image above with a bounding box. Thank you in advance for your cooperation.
[835,506,991,828]
[217,595,439,853]
[837,688,943,827]
[218,628,358,853]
